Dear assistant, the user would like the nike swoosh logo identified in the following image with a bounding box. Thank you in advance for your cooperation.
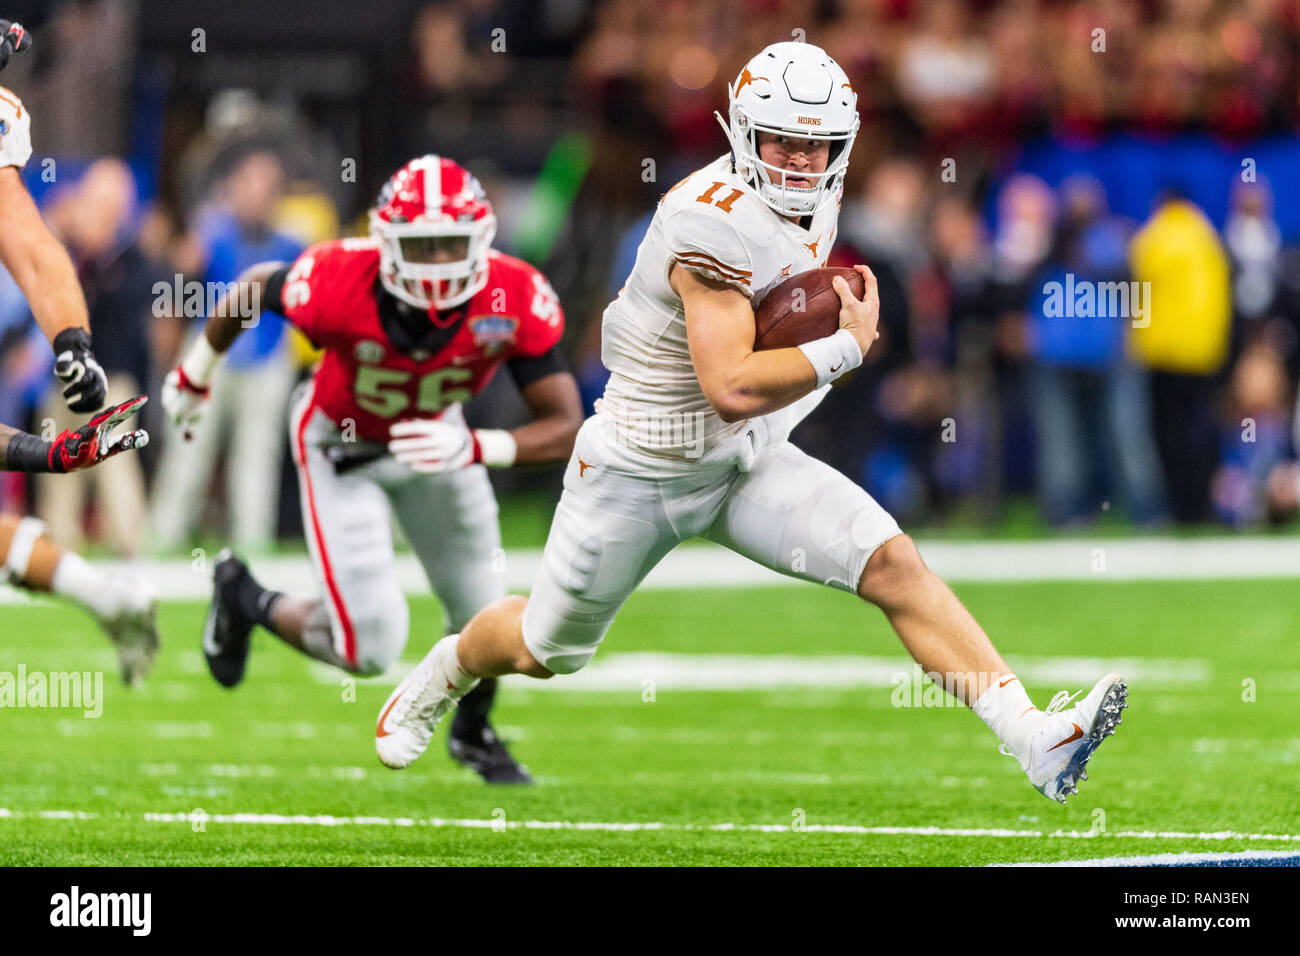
[829,361,843,373]
[1046,723,1084,752]
[999,676,1017,688]
[201,607,221,657]
[375,692,403,738]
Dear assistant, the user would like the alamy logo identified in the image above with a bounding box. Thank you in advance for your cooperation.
[50,886,151,936]
[0,667,103,718]
[1041,273,1151,328]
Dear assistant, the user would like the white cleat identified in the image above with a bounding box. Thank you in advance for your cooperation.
[375,636,478,770]
[97,575,160,686]
[1023,673,1127,804]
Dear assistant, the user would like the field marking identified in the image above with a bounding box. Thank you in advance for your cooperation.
[495,653,1207,692]
[3,536,1299,606]
[996,849,1300,866]
[1,807,1297,843]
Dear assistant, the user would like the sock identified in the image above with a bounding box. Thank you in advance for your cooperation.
[436,634,479,697]
[452,676,498,740]
[971,675,1040,764]
[50,552,118,619]
[232,567,283,631]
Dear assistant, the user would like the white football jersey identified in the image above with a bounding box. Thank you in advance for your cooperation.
[598,154,840,467]
[0,86,32,170]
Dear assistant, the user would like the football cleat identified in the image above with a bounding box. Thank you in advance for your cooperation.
[376,636,477,769]
[1022,673,1127,804]
[97,575,159,686]
[202,550,255,688]
[448,724,533,785]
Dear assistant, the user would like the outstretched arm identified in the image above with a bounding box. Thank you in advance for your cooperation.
[0,168,87,346]
[0,396,148,473]
[0,166,109,412]
[161,261,285,438]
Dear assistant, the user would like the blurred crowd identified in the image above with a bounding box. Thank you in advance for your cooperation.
[3,0,1300,558]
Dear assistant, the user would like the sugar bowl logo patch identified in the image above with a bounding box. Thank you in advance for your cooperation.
[468,314,519,357]
[0,118,7,145]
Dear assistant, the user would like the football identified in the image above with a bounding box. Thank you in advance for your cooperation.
[752,266,865,351]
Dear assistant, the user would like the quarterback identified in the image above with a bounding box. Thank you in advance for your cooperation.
[374,43,1127,803]
[163,156,583,783]
[0,21,157,684]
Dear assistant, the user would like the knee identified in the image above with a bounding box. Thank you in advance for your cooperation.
[348,607,409,677]
[856,533,931,609]
[516,646,555,679]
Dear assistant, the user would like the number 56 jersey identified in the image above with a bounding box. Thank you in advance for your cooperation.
[274,238,564,443]
[598,153,842,467]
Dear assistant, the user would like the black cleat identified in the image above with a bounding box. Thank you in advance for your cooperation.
[448,724,533,784]
[202,550,255,688]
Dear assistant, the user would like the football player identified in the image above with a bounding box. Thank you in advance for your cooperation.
[0,22,157,684]
[374,43,1127,803]
[162,156,583,783]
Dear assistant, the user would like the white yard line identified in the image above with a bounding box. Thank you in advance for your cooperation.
[2,537,1297,606]
[0,807,1297,843]
[996,849,1300,866]
[493,653,1208,692]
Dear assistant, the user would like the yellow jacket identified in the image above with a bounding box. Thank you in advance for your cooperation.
[1128,200,1231,375]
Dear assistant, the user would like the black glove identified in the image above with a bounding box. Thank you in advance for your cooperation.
[0,20,31,72]
[52,327,109,413]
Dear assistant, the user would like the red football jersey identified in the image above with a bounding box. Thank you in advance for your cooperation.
[279,238,564,442]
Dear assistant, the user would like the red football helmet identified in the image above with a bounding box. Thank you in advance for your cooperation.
[369,155,497,311]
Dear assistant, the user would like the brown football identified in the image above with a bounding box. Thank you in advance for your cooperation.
[752,267,865,351]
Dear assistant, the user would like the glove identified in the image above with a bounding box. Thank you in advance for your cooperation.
[49,395,149,473]
[161,365,210,440]
[388,418,479,473]
[52,328,109,414]
[0,20,31,72]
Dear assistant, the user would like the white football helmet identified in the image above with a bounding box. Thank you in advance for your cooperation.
[715,42,860,217]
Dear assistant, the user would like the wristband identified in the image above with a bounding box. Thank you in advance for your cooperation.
[52,326,92,356]
[472,428,517,468]
[3,431,55,473]
[797,328,862,388]
[180,333,222,388]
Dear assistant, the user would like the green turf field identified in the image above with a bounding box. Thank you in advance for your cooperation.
[1,578,1297,865]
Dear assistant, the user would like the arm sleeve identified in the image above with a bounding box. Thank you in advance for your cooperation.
[665,204,754,297]
[261,265,291,315]
[0,87,32,170]
[507,344,570,389]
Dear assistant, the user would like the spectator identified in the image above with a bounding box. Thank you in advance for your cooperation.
[150,149,303,554]
[1026,177,1166,526]
[1129,194,1232,523]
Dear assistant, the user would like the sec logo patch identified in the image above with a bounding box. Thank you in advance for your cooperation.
[353,340,385,363]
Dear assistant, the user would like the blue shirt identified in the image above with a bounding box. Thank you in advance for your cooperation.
[199,213,303,370]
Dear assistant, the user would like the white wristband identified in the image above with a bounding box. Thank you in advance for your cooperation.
[180,333,222,388]
[797,328,862,388]
[474,428,517,468]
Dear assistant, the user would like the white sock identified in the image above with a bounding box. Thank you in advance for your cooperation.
[51,553,118,619]
[971,675,1040,764]
[435,634,479,696]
